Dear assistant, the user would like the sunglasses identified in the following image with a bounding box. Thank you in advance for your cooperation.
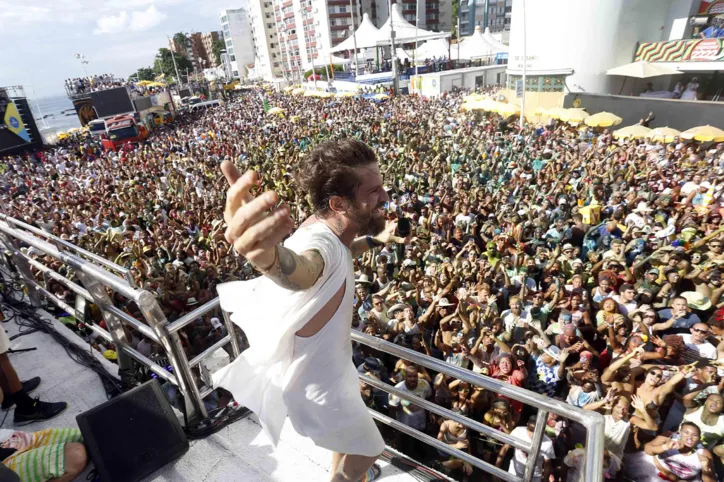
[693,328,711,334]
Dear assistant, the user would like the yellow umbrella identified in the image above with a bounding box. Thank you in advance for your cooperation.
[147,81,166,87]
[136,80,152,86]
[292,88,305,95]
[463,93,487,103]
[461,100,487,111]
[283,86,294,92]
[373,93,390,100]
[559,108,589,125]
[681,125,724,142]
[545,107,567,119]
[534,106,549,116]
[67,127,82,134]
[336,91,356,98]
[290,115,300,123]
[584,112,623,128]
[647,127,681,143]
[267,107,285,115]
[612,124,652,140]
[496,103,521,118]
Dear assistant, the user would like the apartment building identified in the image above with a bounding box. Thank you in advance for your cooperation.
[248,0,284,79]
[220,8,256,78]
[201,31,222,68]
[459,0,512,36]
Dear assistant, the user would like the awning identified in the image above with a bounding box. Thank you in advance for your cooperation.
[606,61,682,78]
[411,38,450,61]
[656,61,724,72]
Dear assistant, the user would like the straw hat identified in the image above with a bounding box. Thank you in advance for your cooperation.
[681,291,712,311]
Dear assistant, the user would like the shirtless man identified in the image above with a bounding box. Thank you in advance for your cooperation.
[216,139,406,482]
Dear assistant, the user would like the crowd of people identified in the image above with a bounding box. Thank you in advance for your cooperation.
[2,84,724,481]
[64,74,126,96]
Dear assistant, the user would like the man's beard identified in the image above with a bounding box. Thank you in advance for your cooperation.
[348,201,386,236]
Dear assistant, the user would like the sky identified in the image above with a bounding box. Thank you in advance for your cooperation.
[0,0,243,98]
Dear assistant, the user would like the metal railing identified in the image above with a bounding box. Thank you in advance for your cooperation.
[0,216,605,481]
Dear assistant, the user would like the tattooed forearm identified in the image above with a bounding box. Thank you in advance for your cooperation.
[263,246,324,291]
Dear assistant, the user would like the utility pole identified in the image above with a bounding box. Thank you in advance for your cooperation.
[349,0,359,77]
[389,0,399,94]
[520,0,527,130]
[414,4,419,76]
[167,38,183,85]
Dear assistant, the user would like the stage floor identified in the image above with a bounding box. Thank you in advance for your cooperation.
[1,305,437,481]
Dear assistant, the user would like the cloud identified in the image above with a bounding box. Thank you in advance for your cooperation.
[93,11,129,35]
[93,5,166,35]
[130,5,167,31]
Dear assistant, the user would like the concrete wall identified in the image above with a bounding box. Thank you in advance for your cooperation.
[507,0,677,94]
[562,92,724,130]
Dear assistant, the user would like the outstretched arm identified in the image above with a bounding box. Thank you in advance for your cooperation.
[222,163,323,291]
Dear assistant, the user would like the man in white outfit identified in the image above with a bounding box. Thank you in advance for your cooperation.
[216,139,405,482]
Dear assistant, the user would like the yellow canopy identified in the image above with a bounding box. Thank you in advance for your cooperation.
[283,86,295,92]
[647,127,681,143]
[612,124,652,139]
[292,88,305,95]
[545,107,567,119]
[373,93,390,100]
[267,107,285,115]
[681,125,724,142]
[463,93,487,103]
[584,112,623,128]
[147,81,166,87]
[559,108,589,125]
[534,106,549,116]
[336,91,357,98]
[136,80,153,86]
[496,103,521,118]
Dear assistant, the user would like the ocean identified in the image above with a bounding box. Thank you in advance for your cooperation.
[28,94,82,143]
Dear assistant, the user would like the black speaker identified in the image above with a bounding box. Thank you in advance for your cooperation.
[76,379,189,482]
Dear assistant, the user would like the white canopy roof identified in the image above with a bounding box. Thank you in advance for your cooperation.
[455,25,508,60]
[411,38,450,61]
[329,13,381,52]
[331,5,448,53]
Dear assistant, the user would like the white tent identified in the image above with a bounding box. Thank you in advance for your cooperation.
[481,27,508,52]
[331,5,448,53]
[375,4,449,46]
[455,26,508,60]
[329,13,381,52]
[411,38,450,61]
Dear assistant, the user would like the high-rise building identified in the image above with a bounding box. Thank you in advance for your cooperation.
[220,8,256,78]
[168,33,212,73]
[459,0,511,37]
[248,0,284,79]
[365,0,452,32]
[201,31,222,68]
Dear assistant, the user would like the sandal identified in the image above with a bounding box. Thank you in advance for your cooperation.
[364,463,382,481]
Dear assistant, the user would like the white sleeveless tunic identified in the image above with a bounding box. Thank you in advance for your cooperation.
[213,222,384,456]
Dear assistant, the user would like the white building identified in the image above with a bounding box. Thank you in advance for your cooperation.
[506,0,702,96]
[220,8,256,79]
[248,0,284,80]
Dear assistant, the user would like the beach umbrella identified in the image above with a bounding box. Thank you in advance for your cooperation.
[584,112,623,128]
[559,108,589,125]
[460,100,487,111]
[283,86,294,92]
[647,127,681,143]
[545,107,567,119]
[373,93,390,100]
[612,124,652,140]
[292,88,305,95]
[463,93,487,103]
[336,91,357,98]
[267,107,285,116]
[534,106,549,116]
[495,103,521,118]
[681,125,724,142]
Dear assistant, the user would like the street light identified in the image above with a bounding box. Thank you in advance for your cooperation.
[74,53,89,78]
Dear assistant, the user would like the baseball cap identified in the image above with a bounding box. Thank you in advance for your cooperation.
[647,268,659,275]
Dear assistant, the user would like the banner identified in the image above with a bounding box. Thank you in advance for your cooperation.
[72,98,97,127]
[2,101,30,142]
[698,0,724,14]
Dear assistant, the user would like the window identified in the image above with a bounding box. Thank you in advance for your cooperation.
[221,15,227,22]
[274,62,279,67]
[230,55,236,61]
[339,6,346,12]
[233,70,239,76]
[228,47,234,55]
[265,13,271,18]
[267,23,274,28]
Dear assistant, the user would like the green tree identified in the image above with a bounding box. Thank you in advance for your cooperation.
[153,48,193,82]
[135,67,156,81]
[211,38,225,66]
[451,0,460,36]
[172,32,188,53]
